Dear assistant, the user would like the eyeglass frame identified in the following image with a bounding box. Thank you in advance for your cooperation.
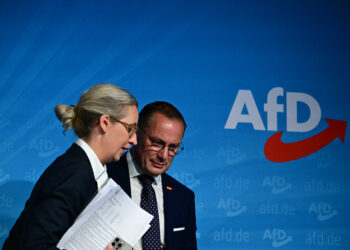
[109,116,137,138]
[137,127,184,157]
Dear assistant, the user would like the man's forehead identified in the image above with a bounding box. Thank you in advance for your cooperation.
[149,112,184,127]
[144,117,184,142]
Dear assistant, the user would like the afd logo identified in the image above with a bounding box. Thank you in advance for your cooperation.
[28,139,60,158]
[217,199,247,217]
[263,228,293,248]
[225,87,347,162]
[262,176,291,194]
[308,202,338,221]
[172,172,200,189]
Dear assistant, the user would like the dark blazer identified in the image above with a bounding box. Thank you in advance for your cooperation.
[107,154,197,250]
[3,144,97,250]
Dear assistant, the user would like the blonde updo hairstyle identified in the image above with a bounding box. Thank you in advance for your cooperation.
[55,83,138,138]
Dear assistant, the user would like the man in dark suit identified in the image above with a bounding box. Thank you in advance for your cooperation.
[107,101,197,250]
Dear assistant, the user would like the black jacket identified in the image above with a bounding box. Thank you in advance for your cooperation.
[107,154,197,250]
[3,144,97,250]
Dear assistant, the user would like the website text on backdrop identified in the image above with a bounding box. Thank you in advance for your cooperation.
[107,101,197,250]
[3,83,138,250]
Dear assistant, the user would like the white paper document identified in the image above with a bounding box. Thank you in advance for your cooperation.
[57,179,152,250]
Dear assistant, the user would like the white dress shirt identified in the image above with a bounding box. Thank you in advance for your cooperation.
[75,138,109,190]
[126,152,165,250]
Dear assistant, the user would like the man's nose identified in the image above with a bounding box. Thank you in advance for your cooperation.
[157,146,169,160]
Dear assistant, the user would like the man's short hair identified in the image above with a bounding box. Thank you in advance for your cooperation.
[138,101,186,132]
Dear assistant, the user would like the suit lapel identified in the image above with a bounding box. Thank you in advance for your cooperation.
[162,174,176,248]
[107,154,132,197]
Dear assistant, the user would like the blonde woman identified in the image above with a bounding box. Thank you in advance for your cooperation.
[4,83,138,250]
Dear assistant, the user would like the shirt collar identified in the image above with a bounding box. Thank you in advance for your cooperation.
[126,151,161,185]
[75,138,108,190]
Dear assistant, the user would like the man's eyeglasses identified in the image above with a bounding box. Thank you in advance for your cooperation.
[110,116,137,138]
[138,128,184,157]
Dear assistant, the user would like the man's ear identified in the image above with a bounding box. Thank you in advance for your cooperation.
[98,114,111,133]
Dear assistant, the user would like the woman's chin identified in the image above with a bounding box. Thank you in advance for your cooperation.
[112,150,124,162]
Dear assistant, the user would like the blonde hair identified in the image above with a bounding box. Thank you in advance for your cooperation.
[55,83,138,137]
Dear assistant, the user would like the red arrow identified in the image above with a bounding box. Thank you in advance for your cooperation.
[264,119,347,162]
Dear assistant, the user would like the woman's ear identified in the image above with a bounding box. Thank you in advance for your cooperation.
[98,114,111,133]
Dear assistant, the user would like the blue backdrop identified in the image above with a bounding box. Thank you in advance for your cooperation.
[0,0,349,249]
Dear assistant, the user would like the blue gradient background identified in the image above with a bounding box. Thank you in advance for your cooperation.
[0,0,349,249]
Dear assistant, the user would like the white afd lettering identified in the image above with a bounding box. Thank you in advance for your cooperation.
[287,92,321,132]
[224,90,265,130]
[264,87,284,131]
[225,87,321,132]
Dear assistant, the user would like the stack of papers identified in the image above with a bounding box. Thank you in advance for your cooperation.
[57,179,153,250]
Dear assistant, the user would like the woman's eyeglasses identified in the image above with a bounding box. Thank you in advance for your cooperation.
[110,117,137,138]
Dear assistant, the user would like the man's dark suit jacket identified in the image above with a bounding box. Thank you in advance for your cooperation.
[3,144,97,250]
[107,154,197,250]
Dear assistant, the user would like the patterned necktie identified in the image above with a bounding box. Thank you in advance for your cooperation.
[138,175,161,250]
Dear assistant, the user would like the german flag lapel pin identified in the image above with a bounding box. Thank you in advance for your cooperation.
[166,186,173,190]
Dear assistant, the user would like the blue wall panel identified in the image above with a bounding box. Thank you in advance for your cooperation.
[0,0,349,249]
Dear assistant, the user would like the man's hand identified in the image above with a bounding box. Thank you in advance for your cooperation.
[106,243,114,250]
